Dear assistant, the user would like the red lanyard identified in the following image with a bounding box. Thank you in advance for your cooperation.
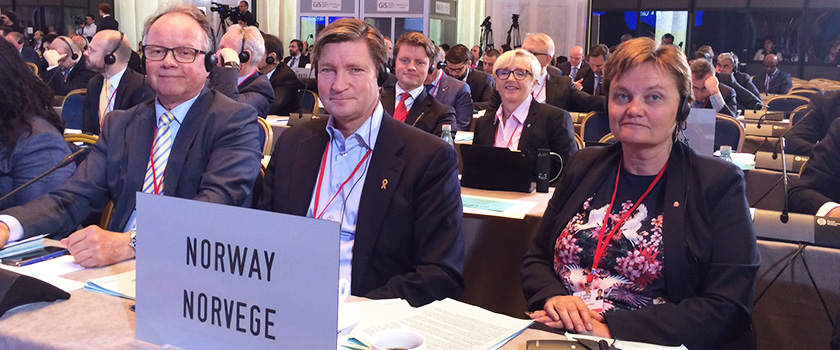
[313,145,372,220]
[237,69,257,88]
[495,117,522,149]
[148,123,166,195]
[531,78,546,100]
[588,156,668,283]
[429,74,442,96]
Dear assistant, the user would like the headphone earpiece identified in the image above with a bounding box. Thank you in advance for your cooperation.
[58,37,79,60]
[377,64,387,87]
[238,34,250,64]
[104,32,123,65]
[676,95,690,123]
[265,54,275,65]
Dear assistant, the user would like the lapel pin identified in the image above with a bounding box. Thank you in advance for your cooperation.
[381,179,388,190]
[673,201,680,208]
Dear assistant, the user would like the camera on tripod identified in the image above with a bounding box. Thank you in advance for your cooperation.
[210,2,238,20]
[72,15,85,26]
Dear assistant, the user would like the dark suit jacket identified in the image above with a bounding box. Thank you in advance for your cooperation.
[557,60,589,78]
[267,64,301,116]
[82,69,155,134]
[95,15,119,32]
[734,71,761,103]
[128,50,144,74]
[696,84,737,117]
[473,99,577,181]
[786,90,840,156]
[489,69,605,113]
[257,113,465,307]
[574,66,603,96]
[790,118,840,215]
[465,68,493,111]
[1,88,262,238]
[717,72,761,111]
[381,85,456,136]
[209,67,275,117]
[0,116,75,210]
[429,73,473,132]
[282,54,310,68]
[754,69,793,95]
[40,56,97,97]
[20,46,44,72]
[521,142,759,350]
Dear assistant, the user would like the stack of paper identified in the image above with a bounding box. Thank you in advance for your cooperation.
[344,298,532,350]
[566,333,689,350]
[0,234,50,259]
[84,270,136,300]
[461,194,539,219]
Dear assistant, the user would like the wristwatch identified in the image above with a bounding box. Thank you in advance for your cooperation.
[225,62,240,70]
[128,230,137,250]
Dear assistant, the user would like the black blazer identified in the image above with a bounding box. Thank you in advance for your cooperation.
[466,68,494,110]
[2,88,262,238]
[473,99,577,181]
[82,69,155,135]
[790,118,840,215]
[717,72,761,111]
[282,54,310,68]
[573,66,603,96]
[754,69,793,95]
[489,70,605,113]
[521,142,759,350]
[786,90,840,156]
[267,64,301,116]
[557,60,589,77]
[209,67,275,117]
[20,46,44,72]
[381,85,456,136]
[258,114,465,307]
[734,71,761,99]
[95,15,119,32]
[40,56,97,97]
[697,84,737,117]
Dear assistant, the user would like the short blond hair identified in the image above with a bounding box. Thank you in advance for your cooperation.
[603,37,692,101]
[492,49,542,79]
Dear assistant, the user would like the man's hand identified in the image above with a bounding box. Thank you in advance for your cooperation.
[43,49,66,67]
[827,207,840,219]
[574,78,583,91]
[0,223,9,248]
[217,47,240,66]
[60,226,135,268]
[704,74,720,95]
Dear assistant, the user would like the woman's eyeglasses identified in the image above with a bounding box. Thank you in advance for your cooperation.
[495,69,532,80]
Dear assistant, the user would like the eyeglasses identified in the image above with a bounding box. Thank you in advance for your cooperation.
[446,64,468,74]
[143,45,206,63]
[527,51,550,57]
[495,68,532,80]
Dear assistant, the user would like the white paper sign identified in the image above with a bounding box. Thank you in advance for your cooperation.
[683,108,717,156]
[135,194,340,350]
[312,0,341,11]
[435,1,451,15]
[377,0,410,12]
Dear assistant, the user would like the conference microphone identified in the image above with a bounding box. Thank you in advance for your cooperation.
[779,136,790,223]
[772,109,812,160]
[0,148,89,205]
[755,102,767,129]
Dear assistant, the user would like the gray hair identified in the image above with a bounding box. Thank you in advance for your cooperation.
[524,33,555,57]
[143,3,214,52]
[226,24,265,64]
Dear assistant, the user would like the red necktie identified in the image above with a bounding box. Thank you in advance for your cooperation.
[394,92,410,122]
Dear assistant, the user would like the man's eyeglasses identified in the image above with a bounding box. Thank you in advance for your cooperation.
[143,45,207,63]
[446,64,468,74]
[495,68,532,80]
[527,50,551,57]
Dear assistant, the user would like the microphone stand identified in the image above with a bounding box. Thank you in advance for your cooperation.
[779,136,789,223]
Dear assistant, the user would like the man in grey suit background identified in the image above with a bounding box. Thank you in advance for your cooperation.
[0,4,262,267]
[423,47,473,131]
[445,44,494,111]
[210,24,274,117]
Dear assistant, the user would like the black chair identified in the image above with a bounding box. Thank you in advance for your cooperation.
[60,89,87,130]
[767,95,809,118]
[580,111,609,143]
[715,114,745,152]
[297,89,319,114]
[789,105,809,127]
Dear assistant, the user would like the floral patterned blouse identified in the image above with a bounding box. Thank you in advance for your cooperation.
[553,168,668,313]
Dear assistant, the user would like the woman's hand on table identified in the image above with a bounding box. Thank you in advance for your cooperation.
[528,296,611,338]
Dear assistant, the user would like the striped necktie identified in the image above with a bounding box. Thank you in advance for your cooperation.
[142,112,176,195]
[571,66,578,78]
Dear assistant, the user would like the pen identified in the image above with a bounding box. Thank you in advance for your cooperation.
[18,249,68,267]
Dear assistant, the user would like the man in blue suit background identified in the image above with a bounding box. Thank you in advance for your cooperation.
[754,54,792,95]
[423,47,474,131]
[0,4,262,267]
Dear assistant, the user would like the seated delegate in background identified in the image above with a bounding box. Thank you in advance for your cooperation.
[0,39,75,210]
[785,90,840,157]
[473,49,576,182]
[753,54,792,95]
[209,24,274,117]
[689,59,737,117]
[789,118,840,218]
[520,38,760,350]
[754,38,782,62]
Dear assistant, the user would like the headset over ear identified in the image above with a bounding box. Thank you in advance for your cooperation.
[238,32,250,64]
[204,33,218,72]
[104,32,123,65]
[265,53,275,65]
[676,95,690,123]
[58,37,79,60]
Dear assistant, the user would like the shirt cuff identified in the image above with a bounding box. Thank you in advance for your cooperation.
[709,92,725,112]
[816,202,840,217]
[47,65,58,71]
[0,214,25,244]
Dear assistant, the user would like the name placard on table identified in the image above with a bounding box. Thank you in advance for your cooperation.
[135,194,340,349]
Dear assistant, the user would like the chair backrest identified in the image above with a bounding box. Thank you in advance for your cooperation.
[789,105,810,127]
[715,114,745,153]
[61,89,87,130]
[573,133,584,150]
[257,116,274,156]
[766,95,809,117]
[25,61,38,75]
[788,89,818,98]
[64,133,98,166]
[297,89,320,114]
[580,111,610,142]
[598,133,617,144]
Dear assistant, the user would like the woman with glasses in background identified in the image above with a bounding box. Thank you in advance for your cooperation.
[472,49,577,183]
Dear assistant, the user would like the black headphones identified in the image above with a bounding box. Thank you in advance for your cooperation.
[104,32,123,65]
[603,95,690,123]
[57,37,79,60]
[265,54,275,65]
[238,31,250,64]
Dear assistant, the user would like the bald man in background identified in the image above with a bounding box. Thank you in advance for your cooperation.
[557,45,588,79]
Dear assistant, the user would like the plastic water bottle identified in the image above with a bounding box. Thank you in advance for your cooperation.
[441,124,455,147]
[720,145,733,163]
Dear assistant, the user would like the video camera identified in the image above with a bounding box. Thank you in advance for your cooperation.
[210,2,239,20]
[72,15,85,26]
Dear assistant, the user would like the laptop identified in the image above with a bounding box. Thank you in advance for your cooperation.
[459,144,534,193]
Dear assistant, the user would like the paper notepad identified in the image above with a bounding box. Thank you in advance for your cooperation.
[462,196,517,212]
[85,270,136,300]
[0,234,49,259]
